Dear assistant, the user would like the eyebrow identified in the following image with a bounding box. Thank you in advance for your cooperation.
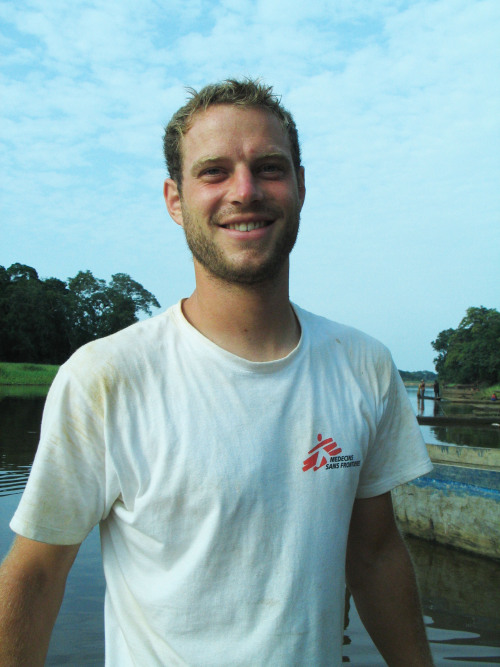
[190,151,292,176]
[190,156,223,176]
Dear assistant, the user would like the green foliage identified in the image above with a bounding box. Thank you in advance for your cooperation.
[432,306,500,384]
[399,370,437,382]
[476,383,500,400]
[0,263,160,364]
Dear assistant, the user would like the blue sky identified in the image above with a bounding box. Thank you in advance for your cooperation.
[1,0,499,371]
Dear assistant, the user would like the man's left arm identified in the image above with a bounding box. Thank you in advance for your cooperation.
[346,491,434,666]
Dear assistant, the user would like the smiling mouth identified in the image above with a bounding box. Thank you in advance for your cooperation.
[222,220,272,232]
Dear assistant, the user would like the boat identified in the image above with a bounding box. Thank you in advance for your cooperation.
[392,444,500,560]
[417,415,499,426]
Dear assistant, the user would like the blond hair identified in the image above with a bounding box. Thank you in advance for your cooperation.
[163,78,302,189]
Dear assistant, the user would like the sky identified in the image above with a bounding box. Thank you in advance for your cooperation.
[1,0,499,371]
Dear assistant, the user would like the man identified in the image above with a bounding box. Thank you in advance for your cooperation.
[0,79,434,665]
[434,380,440,398]
[419,380,426,399]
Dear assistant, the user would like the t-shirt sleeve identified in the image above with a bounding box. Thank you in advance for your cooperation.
[10,355,118,545]
[355,355,433,499]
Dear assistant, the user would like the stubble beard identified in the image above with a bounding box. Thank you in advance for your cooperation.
[181,203,301,286]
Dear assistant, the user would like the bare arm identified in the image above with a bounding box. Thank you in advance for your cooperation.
[346,492,434,666]
[0,535,80,666]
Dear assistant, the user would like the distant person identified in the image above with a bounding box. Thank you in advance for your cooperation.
[491,392,498,402]
[434,380,440,399]
[0,78,434,666]
[418,379,426,400]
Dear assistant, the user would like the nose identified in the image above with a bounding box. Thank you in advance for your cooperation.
[228,166,263,205]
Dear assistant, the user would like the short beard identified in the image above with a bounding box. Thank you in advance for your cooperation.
[182,205,300,286]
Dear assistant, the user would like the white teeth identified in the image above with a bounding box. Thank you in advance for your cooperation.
[226,221,268,232]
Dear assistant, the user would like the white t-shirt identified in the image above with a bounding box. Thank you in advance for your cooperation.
[11,302,432,666]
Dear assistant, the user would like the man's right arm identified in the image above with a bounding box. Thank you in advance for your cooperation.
[0,535,80,666]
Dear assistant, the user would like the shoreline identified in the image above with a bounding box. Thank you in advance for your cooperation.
[0,362,59,387]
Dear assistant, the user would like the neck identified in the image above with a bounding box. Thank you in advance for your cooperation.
[182,261,300,362]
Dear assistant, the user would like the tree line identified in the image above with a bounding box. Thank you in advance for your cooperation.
[399,370,437,383]
[0,263,160,365]
[432,306,500,385]
[2,265,498,386]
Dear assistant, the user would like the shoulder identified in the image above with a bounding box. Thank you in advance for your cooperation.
[294,304,392,364]
[71,304,176,363]
[54,304,179,399]
[293,304,397,397]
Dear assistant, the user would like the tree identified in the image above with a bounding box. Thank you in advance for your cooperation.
[42,278,73,362]
[0,264,50,363]
[399,370,437,382]
[7,263,39,282]
[0,264,160,364]
[109,273,160,317]
[67,271,113,349]
[104,273,160,336]
[432,307,500,385]
[431,328,455,379]
[67,270,160,349]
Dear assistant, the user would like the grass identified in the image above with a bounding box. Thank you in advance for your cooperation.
[0,362,59,386]
[476,383,500,400]
[442,382,500,402]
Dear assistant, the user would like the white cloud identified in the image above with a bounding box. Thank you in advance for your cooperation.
[1,0,499,369]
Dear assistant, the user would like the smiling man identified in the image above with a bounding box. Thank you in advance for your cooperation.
[0,79,434,666]
[166,103,303,288]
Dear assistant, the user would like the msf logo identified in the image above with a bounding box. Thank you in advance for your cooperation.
[302,434,341,472]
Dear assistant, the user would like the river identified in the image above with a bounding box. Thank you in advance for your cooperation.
[0,391,499,665]
[406,385,500,449]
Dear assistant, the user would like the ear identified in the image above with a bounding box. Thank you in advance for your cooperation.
[297,167,306,210]
[163,178,184,227]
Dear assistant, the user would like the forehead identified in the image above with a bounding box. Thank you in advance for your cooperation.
[180,105,292,167]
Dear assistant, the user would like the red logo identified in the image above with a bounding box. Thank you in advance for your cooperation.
[302,433,342,471]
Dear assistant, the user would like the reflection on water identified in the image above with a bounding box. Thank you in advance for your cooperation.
[0,395,44,495]
[408,537,500,663]
[342,534,500,665]
[1,392,499,665]
[407,386,500,449]
[431,423,500,449]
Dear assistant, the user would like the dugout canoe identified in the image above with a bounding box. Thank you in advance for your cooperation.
[392,444,500,561]
[417,415,500,426]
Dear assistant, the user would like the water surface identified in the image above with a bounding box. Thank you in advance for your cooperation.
[406,386,500,449]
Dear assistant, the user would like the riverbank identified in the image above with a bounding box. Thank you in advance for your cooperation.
[442,384,500,403]
[0,362,59,386]
[3,363,499,398]
[405,382,500,405]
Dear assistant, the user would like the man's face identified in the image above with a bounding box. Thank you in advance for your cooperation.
[172,104,305,285]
